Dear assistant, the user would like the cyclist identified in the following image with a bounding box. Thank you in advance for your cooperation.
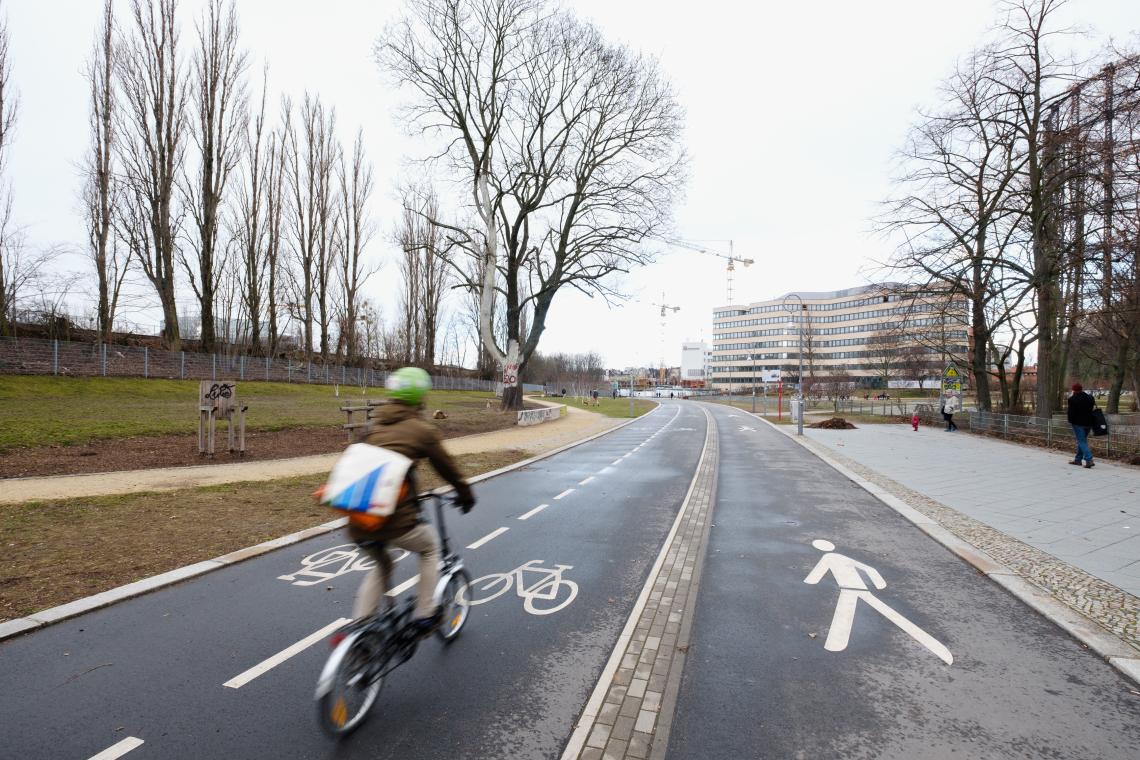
[349,367,476,633]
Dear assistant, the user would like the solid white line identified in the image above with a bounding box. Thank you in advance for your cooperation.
[560,406,714,760]
[467,526,509,549]
[553,488,575,500]
[611,458,623,466]
[224,617,351,689]
[578,476,595,486]
[386,574,419,597]
[518,504,549,520]
[87,737,145,760]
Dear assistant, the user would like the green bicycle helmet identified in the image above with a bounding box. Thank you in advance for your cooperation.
[386,366,432,406]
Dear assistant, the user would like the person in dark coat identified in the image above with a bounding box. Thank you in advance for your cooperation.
[1066,382,1096,469]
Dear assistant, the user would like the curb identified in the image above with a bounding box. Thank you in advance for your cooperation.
[0,404,660,643]
[751,412,1140,688]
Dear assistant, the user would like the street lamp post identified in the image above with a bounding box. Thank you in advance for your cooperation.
[750,354,756,413]
[783,294,806,436]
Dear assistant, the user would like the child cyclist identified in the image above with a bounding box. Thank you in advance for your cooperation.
[349,367,476,632]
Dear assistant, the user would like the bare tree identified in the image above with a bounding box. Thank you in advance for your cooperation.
[233,68,269,354]
[181,0,248,351]
[379,0,686,408]
[282,94,338,362]
[396,189,448,366]
[0,3,18,336]
[263,120,286,356]
[335,130,376,362]
[116,0,188,349]
[81,1,130,343]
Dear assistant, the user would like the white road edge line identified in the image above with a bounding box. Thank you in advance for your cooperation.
[553,488,575,500]
[560,405,714,760]
[611,459,623,466]
[467,527,509,549]
[87,737,145,760]
[578,476,595,486]
[224,617,351,689]
[518,504,549,521]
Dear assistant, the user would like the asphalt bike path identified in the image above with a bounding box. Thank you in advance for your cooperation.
[666,403,1140,759]
[0,401,704,760]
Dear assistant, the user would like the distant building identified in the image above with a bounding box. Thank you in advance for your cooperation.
[680,341,712,388]
[710,284,969,391]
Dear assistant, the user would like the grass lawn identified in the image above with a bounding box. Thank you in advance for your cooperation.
[0,375,507,450]
[0,447,529,621]
[559,396,657,418]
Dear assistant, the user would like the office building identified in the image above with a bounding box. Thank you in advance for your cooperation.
[709,284,969,392]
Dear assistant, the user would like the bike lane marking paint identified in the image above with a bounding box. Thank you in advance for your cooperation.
[579,476,596,486]
[554,488,575,500]
[87,737,144,760]
[223,617,352,689]
[611,458,624,466]
[519,504,549,521]
[387,575,419,597]
[467,527,510,550]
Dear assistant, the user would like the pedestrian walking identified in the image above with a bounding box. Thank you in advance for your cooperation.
[1067,382,1096,469]
[911,410,920,432]
[940,397,958,431]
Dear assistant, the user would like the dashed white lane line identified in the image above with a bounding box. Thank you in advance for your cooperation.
[88,737,145,760]
[579,476,595,486]
[519,504,549,520]
[554,488,575,500]
[467,526,509,549]
[224,617,352,689]
[387,574,419,596]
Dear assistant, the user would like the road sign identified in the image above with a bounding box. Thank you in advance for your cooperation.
[941,364,963,413]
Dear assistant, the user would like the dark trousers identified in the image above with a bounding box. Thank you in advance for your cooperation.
[942,412,957,431]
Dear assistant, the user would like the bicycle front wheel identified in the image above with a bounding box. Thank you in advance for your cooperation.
[315,630,385,738]
[436,568,472,643]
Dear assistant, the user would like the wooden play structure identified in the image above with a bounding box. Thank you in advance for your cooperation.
[198,380,247,456]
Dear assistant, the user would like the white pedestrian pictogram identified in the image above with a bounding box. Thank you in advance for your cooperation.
[803,539,953,665]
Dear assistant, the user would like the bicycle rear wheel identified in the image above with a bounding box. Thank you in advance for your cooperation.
[315,629,385,737]
[436,568,472,643]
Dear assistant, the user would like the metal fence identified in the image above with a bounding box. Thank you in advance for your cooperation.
[0,336,503,392]
[930,409,1140,462]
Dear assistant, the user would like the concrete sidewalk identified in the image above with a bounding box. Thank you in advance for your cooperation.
[0,404,627,504]
[803,423,1140,596]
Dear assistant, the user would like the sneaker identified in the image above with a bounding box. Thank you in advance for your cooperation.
[411,607,443,636]
[1069,459,1083,466]
[1084,461,1095,469]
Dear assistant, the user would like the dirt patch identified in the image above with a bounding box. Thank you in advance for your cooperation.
[0,448,529,622]
[0,409,524,479]
[809,417,858,430]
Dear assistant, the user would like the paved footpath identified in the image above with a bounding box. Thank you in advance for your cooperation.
[0,403,623,504]
[798,422,1140,651]
[667,403,1140,759]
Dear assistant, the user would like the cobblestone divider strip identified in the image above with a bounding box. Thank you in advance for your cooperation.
[561,407,718,760]
[759,417,1140,687]
[0,407,659,643]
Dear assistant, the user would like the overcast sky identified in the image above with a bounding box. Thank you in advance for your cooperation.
[4,0,1137,369]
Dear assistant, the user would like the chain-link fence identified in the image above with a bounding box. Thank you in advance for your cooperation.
[0,336,507,392]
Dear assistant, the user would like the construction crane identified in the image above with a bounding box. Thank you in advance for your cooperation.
[665,238,755,305]
[649,293,680,384]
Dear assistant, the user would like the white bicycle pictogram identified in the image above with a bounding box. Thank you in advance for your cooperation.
[461,559,579,615]
[277,544,409,587]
